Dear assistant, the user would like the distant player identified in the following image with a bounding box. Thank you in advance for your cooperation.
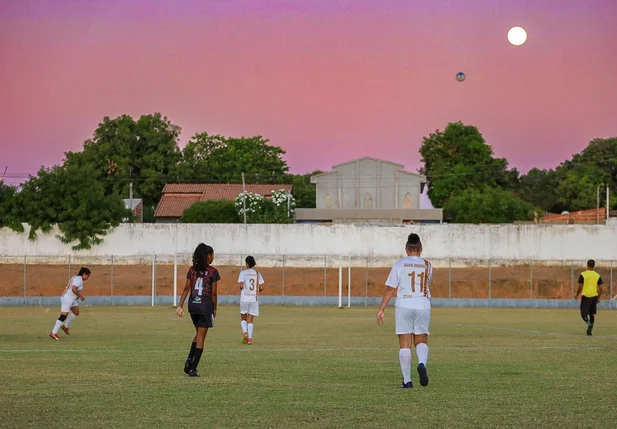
[49,267,91,340]
[377,233,432,388]
[238,256,265,345]
[575,259,603,336]
[176,243,220,377]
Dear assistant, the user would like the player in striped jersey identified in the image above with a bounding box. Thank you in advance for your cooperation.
[377,233,432,388]
[238,256,265,345]
[49,267,91,340]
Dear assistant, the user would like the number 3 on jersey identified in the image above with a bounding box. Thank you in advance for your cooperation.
[249,278,255,291]
[408,271,428,296]
[194,278,204,296]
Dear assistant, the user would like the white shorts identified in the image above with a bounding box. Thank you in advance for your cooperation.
[60,297,79,313]
[395,306,430,335]
[240,301,259,317]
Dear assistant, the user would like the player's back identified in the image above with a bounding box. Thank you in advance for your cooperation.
[388,256,432,309]
[239,268,263,301]
[61,275,82,300]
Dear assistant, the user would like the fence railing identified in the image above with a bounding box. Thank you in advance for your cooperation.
[0,254,614,304]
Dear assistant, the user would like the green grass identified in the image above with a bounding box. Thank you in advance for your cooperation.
[1,306,617,429]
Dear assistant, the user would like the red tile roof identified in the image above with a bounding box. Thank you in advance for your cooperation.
[154,184,292,219]
[542,208,606,224]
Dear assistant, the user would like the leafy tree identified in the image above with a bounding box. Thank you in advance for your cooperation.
[180,200,240,223]
[517,168,562,213]
[285,170,323,208]
[64,113,182,221]
[179,133,289,184]
[554,137,617,211]
[0,181,24,232]
[18,165,128,250]
[444,187,538,223]
[419,122,518,208]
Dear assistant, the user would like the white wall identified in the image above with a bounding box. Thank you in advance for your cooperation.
[1,223,616,267]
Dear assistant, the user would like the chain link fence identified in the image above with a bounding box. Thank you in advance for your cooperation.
[0,254,614,303]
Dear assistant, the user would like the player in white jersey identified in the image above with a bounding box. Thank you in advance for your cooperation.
[238,256,264,345]
[377,233,432,388]
[49,267,91,340]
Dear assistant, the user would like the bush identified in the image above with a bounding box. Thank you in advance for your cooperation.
[181,200,240,223]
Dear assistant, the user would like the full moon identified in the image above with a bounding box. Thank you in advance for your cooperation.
[507,26,527,46]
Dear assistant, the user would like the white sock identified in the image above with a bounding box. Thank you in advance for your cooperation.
[64,313,77,328]
[241,320,248,334]
[399,348,412,383]
[52,320,63,334]
[248,323,254,339]
[416,343,429,366]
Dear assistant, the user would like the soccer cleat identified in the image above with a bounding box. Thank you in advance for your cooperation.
[586,327,593,336]
[184,359,192,375]
[247,338,252,345]
[188,370,200,377]
[417,363,429,387]
[400,379,413,389]
[242,333,248,344]
[61,326,70,335]
[49,332,60,341]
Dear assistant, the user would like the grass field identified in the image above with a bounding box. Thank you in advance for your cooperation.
[1,306,617,429]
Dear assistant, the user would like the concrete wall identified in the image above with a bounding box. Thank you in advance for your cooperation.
[1,223,617,267]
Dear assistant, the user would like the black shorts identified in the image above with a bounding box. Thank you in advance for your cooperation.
[190,312,215,328]
[580,296,598,315]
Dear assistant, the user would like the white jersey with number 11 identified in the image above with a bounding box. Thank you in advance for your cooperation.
[385,256,432,310]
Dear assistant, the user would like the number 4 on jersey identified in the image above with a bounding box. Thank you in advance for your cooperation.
[194,278,204,296]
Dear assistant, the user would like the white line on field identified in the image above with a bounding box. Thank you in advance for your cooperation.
[0,345,612,353]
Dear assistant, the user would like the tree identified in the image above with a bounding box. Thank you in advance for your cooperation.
[179,133,289,184]
[64,113,182,221]
[18,165,128,250]
[285,170,323,208]
[419,122,518,208]
[0,181,24,232]
[444,187,538,224]
[517,168,562,213]
[180,200,240,223]
[554,137,617,211]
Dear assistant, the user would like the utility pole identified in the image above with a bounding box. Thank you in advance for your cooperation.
[241,172,247,225]
[596,186,600,224]
[129,182,134,223]
[607,184,610,223]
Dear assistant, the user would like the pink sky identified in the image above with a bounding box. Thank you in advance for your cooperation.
[1,0,616,187]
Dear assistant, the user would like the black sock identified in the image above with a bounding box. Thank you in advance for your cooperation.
[589,315,595,325]
[581,314,588,323]
[191,348,203,372]
[187,341,197,361]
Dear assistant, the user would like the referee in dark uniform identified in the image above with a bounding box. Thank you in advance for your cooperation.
[574,259,604,336]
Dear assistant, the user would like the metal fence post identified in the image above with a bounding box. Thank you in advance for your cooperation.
[23,255,27,304]
[610,261,614,301]
[488,259,492,300]
[151,254,156,307]
[324,255,327,297]
[448,259,452,299]
[347,256,351,308]
[68,254,72,281]
[530,260,533,299]
[570,261,574,299]
[282,255,286,298]
[111,255,115,298]
[365,256,369,306]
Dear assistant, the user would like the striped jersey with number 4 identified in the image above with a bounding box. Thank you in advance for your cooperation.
[385,256,432,310]
[238,269,264,302]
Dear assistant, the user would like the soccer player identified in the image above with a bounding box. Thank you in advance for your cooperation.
[238,256,265,345]
[49,267,91,340]
[176,243,220,377]
[377,233,432,388]
[575,259,603,336]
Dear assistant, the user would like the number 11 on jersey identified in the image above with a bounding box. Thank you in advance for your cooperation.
[408,271,427,296]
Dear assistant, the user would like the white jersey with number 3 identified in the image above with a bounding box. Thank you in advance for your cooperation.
[238,269,264,303]
[385,256,432,310]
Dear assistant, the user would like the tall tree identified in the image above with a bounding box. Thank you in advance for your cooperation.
[18,165,128,250]
[419,121,518,209]
[0,181,24,232]
[554,137,617,211]
[517,168,562,213]
[285,170,323,208]
[64,113,182,221]
[178,133,289,184]
[444,187,538,224]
